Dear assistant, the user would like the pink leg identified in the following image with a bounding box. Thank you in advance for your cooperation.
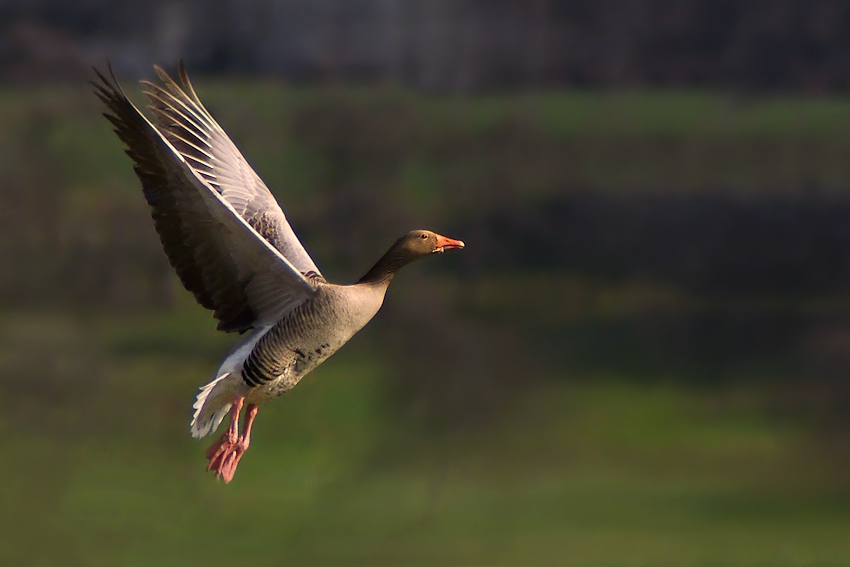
[204,397,259,484]
[217,404,258,483]
[241,404,259,445]
[205,397,242,477]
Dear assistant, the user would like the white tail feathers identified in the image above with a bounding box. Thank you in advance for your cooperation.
[190,327,268,439]
[190,372,235,438]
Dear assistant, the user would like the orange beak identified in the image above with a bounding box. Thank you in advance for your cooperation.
[434,234,465,253]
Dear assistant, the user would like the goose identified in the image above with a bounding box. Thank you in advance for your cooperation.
[92,63,464,483]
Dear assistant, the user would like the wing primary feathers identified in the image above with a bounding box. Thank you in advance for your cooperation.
[142,81,214,136]
[92,61,317,333]
[131,61,325,278]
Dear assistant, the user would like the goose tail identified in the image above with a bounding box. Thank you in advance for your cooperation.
[190,372,236,439]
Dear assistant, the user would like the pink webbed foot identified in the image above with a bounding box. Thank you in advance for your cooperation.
[206,436,248,483]
[204,398,258,484]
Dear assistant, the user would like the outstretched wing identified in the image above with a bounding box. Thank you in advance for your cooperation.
[140,61,322,279]
[93,64,316,333]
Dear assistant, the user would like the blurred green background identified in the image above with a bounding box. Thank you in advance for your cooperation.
[2,2,850,566]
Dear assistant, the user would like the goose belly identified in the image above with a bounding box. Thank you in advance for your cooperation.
[238,288,381,404]
[244,336,341,403]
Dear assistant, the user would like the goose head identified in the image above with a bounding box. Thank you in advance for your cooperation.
[394,229,465,258]
[359,230,464,284]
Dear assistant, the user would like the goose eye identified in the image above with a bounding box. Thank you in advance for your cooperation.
[420,233,428,239]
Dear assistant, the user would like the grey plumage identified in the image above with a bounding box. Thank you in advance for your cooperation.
[93,62,464,480]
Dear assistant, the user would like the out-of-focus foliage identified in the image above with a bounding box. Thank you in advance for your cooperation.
[2,79,850,565]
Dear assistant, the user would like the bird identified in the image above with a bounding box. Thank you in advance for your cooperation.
[92,62,464,483]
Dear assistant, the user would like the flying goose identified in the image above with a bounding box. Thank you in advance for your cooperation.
[92,63,464,483]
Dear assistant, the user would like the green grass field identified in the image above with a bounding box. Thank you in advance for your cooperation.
[1,304,848,566]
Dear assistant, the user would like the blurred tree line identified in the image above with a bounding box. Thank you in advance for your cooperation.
[3,0,850,91]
